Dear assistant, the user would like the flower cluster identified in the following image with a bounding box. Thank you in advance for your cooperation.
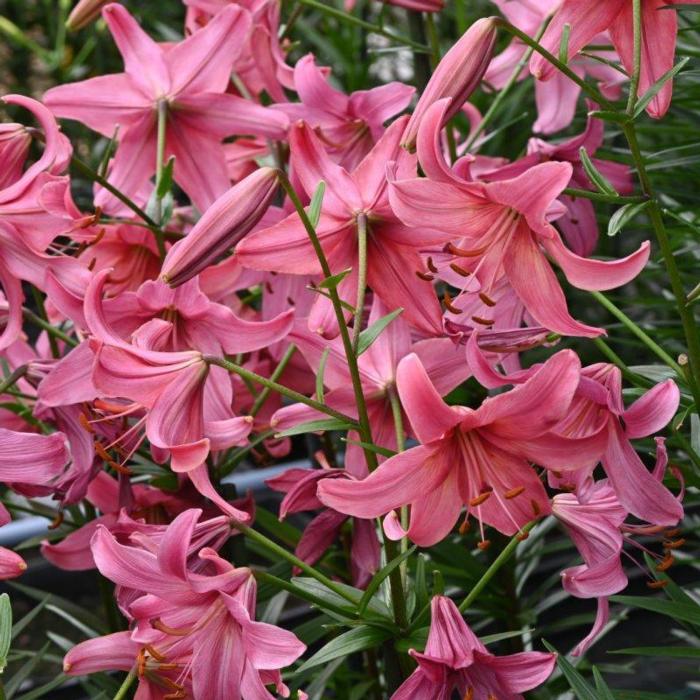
[0,0,695,697]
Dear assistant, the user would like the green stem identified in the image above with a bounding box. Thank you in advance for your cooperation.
[297,0,429,52]
[352,214,369,351]
[621,122,700,408]
[593,337,652,388]
[0,366,28,397]
[494,19,614,110]
[458,521,536,614]
[591,291,687,382]
[204,355,358,426]
[250,344,297,417]
[152,100,168,259]
[277,170,410,633]
[71,156,160,229]
[234,521,358,606]
[22,308,77,347]
[112,670,136,700]
[627,0,643,114]
[407,11,431,89]
[563,187,646,204]
[464,21,547,152]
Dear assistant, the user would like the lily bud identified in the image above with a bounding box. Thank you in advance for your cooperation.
[66,0,110,30]
[402,16,498,151]
[162,167,279,287]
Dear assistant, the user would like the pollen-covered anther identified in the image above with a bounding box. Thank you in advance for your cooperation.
[78,412,95,434]
[655,552,675,572]
[464,688,474,700]
[664,528,681,538]
[477,539,491,551]
[663,538,686,550]
[162,677,187,700]
[471,315,495,326]
[469,489,493,507]
[416,270,435,282]
[459,516,471,535]
[94,441,133,476]
[49,510,64,530]
[531,499,541,516]
[449,262,471,277]
[444,292,461,314]
[153,619,192,636]
[427,256,438,273]
[647,579,669,590]
[504,486,525,500]
[478,292,496,307]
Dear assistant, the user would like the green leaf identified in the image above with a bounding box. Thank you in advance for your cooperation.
[295,625,392,674]
[634,58,690,118]
[588,110,631,125]
[316,347,330,404]
[14,673,68,700]
[307,181,326,228]
[579,147,617,196]
[611,595,700,625]
[607,201,651,237]
[0,594,11,673]
[610,646,700,658]
[5,642,49,699]
[356,308,403,356]
[542,640,598,700]
[292,577,392,619]
[358,546,416,615]
[558,22,571,64]
[11,595,49,641]
[318,268,353,290]
[592,666,615,700]
[275,417,353,437]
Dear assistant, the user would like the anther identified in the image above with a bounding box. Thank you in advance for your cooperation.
[416,271,435,282]
[664,528,681,538]
[469,488,493,507]
[49,511,64,530]
[79,413,94,433]
[655,553,674,572]
[477,540,491,551]
[504,486,525,500]
[478,293,496,307]
[459,516,471,535]
[153,619,191,636]
[444,292,461,314]
[647,579,669,590]
[464,688,474,700]
[427,256,438,273]
[144,644,165,662]
[449,263,471,277]
[516,531,529,542]
[444,242,482,258]
[664,538,686,550]
[471,316,494,326]
[531,500,541,517]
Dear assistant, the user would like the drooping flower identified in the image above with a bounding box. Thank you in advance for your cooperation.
[392,595,556,699]
[237,117,454,336]
[530,0,700,119]
[390,98,650,338]
[64,509,306,699]
[319,350,605,546]
[44,3,288,211]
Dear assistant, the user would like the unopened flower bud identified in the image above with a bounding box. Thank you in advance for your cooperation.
[402,16,498,151]
[161,167,279,287]
[66,0,110,31]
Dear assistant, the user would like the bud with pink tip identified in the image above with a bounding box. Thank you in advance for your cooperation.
[402,16,498,151]
[161,167,279,287]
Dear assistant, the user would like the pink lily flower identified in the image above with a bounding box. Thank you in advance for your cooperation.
[318,350,605,546]
[553,363,683,526]
[392,595,556,699]
[44,3,288,212]
[487,2,623,134]
[237,117,455,336]
[531,0,700,119]
[82,272,256,517]
[389,98,650,338]
[275,54,415,170]
[64,509,306,698]
[552,446,682,656]
[267,458,381,588]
